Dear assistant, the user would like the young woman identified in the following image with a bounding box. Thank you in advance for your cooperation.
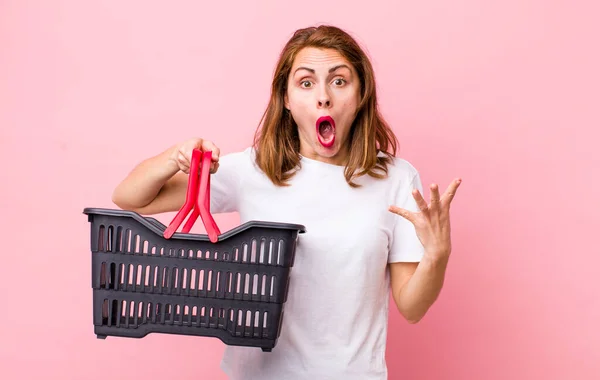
[112,25,461,380]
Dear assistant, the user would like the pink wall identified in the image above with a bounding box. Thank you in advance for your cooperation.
[1,1,598,379]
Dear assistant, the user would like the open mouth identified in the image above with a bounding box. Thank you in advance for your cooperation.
[316,116,336,148]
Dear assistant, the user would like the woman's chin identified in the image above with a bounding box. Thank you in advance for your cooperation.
[311,142,349,164]
[315,141,337,154]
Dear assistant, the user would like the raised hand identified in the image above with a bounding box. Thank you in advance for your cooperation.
[389,178,462,262]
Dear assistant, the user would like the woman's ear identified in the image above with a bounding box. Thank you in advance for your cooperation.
[284,92,290,110]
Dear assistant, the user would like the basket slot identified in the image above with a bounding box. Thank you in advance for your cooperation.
[198,269,205,294]
[101,299,108,325]
[270,275,277,301]
[129,264,137,289]
[190,269,198,293]
[153,266,161,291]
[247,310,254,337]
[133,265,142,290]
[133,301,141,326]
[250,240,257,263]
[277,239,285,265]
[143,265,151,290]
[105,299,112,326]
[162,303,169,324]
[178,268,185,294]
[267,239,274,264]
[214,271,221,296]
[115,226,123,252]
[124,300,131,327]
[109,263,116,289]
[241,310,247,336]
[151,303,158,324]
[167,268,173,293]
[122,264,129,290]
[150,266,158,292]
[167,303,174,325]
[119,300,127,327]
[184,305,191,325]
[204,270,211,296]
[258,274,265,301]
[171,267,179,295]
[209,307,217,328]
[134,235,140,254]
[114,300,122,326]
[186,305,194,325]
[125,230,132,253]
[98,225,105,251]
[177,304,184,324]
[211,270,218,296]
[248,274,255,299]
[169,304,177,324]
[181,268,190,295]
[200,306,209,327]
[116,264,125,289]
[154,303,163,324]
[99,262,107,288]
[108,226,114,251]
[160,303,167,324]
[144,302,151,324]
[241,273,249,298]
[258,239,265,264]
[128,264,135,290]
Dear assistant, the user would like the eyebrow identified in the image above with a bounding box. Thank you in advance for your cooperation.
[293,64,351,75]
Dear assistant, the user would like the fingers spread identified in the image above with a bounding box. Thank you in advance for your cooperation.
[430,183,440,203]
[429,183,441,213]
[412,189,429,213]
[443,178,462,205]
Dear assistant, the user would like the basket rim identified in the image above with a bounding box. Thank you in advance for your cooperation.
[83,207,306,242]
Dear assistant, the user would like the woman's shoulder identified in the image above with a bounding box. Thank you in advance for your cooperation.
[377,151,420,181]
[217,146,264,178]
[375,154,423,200]
[390,156,420,177]
[219,146,255,164]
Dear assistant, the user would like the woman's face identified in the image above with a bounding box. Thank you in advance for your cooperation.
[285,47,361,165]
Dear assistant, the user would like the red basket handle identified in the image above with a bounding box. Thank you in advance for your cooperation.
[163,149,221,242]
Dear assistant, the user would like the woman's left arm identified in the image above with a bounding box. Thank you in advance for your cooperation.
[388,178,462,323]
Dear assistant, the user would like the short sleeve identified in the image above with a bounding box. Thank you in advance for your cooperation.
[388,171,426,263]
[208,151,244,214]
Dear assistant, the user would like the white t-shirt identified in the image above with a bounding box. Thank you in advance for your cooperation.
[209,147,425,380]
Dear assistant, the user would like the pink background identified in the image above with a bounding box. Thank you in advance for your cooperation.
[1,1,599,379]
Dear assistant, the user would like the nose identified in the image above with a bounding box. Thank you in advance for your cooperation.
[316,86,332,109]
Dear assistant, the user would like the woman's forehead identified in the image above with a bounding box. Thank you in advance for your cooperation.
[292,47,353,72]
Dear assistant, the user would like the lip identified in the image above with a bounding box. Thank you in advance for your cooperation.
[316,116,336,148]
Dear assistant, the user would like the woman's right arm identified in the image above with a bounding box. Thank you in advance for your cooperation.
[111,138,220,215]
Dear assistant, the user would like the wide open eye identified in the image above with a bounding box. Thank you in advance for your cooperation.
[301,80,313,88]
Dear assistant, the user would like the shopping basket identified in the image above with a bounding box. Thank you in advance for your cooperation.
[83,149,306,352]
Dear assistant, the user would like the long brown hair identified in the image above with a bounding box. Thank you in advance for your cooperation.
[253,25,399,188]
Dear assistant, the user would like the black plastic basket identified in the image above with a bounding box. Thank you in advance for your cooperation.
[83,150,306,351]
